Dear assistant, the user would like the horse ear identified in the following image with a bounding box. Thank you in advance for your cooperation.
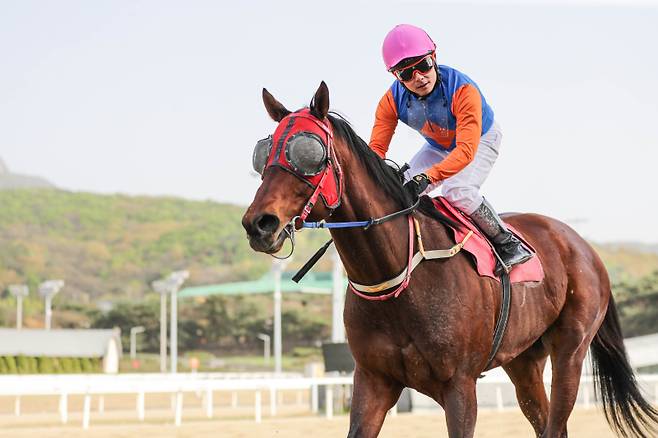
[262,88,291,122]
[310,81,330,120]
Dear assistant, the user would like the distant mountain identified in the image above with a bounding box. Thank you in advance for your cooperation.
[0,158,54,190]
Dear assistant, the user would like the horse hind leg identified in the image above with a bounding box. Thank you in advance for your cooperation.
[503,340,550,437]
[541,278,607,437]
[347,366,402,438]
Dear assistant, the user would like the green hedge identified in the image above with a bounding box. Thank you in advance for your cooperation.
[0,356,103,374]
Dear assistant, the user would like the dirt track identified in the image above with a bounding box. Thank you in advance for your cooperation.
[0,408,617,438]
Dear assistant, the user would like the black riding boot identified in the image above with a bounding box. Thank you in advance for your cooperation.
[469,198,534,273]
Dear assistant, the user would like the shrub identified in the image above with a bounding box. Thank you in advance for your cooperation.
[0,357,8,374]
[93,357,103,372]
[70,357,82,373]
[60,357,74,373]
[5,356,17,373]
[16,355,29,374]
[80,358,94,373]
[27,356,38,374]
[38,357,55,374]
[52,357,62,374]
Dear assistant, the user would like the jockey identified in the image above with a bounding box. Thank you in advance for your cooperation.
[369,23,533,272]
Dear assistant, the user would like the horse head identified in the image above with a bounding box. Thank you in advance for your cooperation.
[242,82,341,254]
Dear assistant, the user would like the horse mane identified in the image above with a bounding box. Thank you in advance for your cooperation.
[326,112,458,230]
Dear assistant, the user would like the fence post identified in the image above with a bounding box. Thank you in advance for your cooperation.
[205,388,214,418]
[14,396,20,417]
[326,385,334,419]
[82,393,91,429]
[137,391,145,421]
[174,391,183,426]
[311,384,319,413]
[98,395,105,414]
[496,386,504,412]
[270,387,277,417]
[59,393,68,424]
[255,391,262,423]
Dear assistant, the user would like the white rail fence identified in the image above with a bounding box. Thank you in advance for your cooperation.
[409,373,658,412]
[1,373,657,429]
[0,373,352,429]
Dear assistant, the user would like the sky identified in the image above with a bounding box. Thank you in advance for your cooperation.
[1,0,657,243]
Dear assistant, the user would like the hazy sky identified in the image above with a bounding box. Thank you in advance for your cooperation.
[1,1,657,242]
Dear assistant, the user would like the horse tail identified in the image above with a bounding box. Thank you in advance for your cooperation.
[590,295,658,438]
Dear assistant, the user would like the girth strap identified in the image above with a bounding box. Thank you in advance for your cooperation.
[482,271,511,373]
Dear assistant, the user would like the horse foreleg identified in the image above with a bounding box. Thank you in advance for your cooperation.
[442,376,478,438]
[347,366,402,438]
[503,341,550,437]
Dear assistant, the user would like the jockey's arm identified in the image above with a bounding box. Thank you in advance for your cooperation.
[369,90,398,159]
[425,84,483,183]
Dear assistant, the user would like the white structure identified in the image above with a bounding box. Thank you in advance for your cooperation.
[129,326,145,360]
[38,280,64,330]
[8,284,29,329]
[0,328,122,373]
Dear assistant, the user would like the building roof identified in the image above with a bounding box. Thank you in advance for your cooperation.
[0,329,122,358]
[178,271,347,298]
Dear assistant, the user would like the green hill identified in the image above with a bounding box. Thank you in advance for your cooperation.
[1,188,656,338]
[0,189,331,304]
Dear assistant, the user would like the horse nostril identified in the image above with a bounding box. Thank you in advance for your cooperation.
[255,214,280,235]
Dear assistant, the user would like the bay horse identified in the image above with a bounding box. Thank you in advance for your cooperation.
[242,82,658,438]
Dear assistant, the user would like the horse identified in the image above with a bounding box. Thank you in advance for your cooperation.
[241,82,658,438]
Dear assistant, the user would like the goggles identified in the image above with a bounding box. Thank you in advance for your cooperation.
[392,55,434,82]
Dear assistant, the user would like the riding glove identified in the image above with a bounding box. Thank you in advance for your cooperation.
[403,173,431,198]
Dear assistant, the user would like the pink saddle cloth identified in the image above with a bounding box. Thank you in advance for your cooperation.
[432,197,544,283]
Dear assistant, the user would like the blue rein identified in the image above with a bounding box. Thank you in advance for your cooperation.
[300,198,421,230]
[302,219,373,229]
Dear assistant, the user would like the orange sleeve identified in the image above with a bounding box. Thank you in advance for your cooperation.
[368,89,398,159]
[425,84,482,183]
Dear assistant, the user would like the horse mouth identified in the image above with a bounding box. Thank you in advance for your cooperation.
[247,225,289,255]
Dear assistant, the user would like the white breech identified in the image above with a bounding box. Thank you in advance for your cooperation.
[405,120,503,215]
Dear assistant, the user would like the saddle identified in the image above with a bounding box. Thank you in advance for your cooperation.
[431,197,544,283]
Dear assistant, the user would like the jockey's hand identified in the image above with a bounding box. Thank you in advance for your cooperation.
[403,173,430,198]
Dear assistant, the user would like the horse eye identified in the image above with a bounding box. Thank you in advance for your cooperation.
[285,133,327,176]
[252,136,273,175]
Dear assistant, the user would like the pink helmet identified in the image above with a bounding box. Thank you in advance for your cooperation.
[382,24,436,71]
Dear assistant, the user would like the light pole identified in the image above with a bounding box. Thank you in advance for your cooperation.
[152,279,169,373]
[257,333,271,364]
[130,326,145,360]
[153,270,189,374]
[331,248,346,342]
[168,270,189,374]
[8,285,29,330]
[38,280,64,330]
[272,259,290,374]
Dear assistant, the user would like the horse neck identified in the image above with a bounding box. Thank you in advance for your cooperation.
[327,146,415,285]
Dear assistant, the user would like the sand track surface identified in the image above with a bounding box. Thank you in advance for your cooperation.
[0,407,618,437]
